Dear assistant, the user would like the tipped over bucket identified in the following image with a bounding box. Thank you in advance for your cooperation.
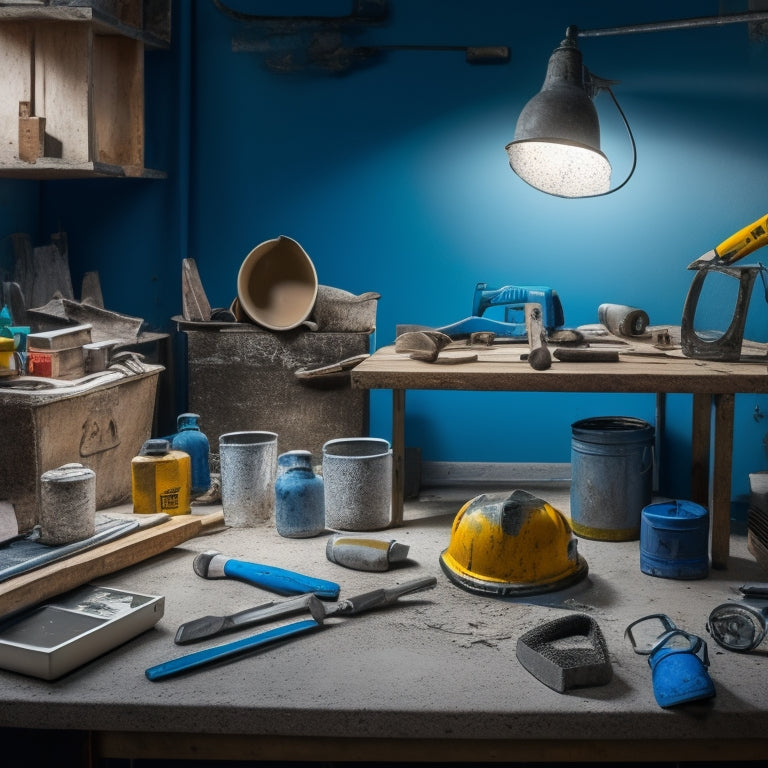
[237,235,318,331]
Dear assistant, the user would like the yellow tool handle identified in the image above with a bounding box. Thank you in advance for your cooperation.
[715,212,768,264]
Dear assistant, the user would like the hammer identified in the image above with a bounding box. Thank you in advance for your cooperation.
[525,303,551,370]
[193,550,340,599]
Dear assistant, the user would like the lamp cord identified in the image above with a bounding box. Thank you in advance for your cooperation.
[595,86,637,197]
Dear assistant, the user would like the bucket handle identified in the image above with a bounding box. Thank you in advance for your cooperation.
[640,445,655,475]
[640,445,654,475]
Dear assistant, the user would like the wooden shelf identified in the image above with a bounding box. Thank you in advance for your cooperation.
[0,159,167,179]
[0,1,171,48]
[0,1,170,179]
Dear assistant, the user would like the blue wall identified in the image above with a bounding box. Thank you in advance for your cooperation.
[2,0,768,514]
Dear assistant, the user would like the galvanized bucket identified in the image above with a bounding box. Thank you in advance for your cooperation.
[570,416,654,541]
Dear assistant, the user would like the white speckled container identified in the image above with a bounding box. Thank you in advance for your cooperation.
[219,431,278,527]
[39,463,96,545]
[322,437,391,531]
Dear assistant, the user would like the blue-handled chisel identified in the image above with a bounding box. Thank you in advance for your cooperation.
[146,618,320,681]
[192,549,340,600]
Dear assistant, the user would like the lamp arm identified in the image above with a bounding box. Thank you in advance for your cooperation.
[576,10,768,39]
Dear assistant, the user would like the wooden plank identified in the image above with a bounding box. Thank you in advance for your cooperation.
[351,345,768,395]
[93,732,768,765]
[93,34,143,167]
[0,511,224,617]
[27,324,92,350]
[0,23,33,163]
[36,21,93,163]
[182,258,212,322]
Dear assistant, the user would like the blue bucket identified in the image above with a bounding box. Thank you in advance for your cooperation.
[570,416,654,541]
[640,500,709,579]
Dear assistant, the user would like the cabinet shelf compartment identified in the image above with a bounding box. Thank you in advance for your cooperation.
[0,3,169,178]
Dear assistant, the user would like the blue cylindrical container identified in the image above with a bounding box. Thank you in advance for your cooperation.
[171,413,211,496]
[640,499,709,579]
[275,450,325,538]
[570,416,654,541]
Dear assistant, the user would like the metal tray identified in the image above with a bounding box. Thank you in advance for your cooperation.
[0,584,164,679]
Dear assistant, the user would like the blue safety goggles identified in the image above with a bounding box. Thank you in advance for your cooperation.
[625,614,715,708]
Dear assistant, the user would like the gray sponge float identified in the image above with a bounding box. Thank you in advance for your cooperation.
[516,613,613,693]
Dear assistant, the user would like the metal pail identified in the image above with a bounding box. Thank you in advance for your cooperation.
[570,416,654,541]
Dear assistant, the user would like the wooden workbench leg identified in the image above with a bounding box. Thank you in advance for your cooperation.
[691,393,711,508]
[711,393,735,569]
[390,389,406,526]
[654,393,666,493]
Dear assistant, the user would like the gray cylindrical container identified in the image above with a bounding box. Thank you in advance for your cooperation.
[570,416,654,541]
[322,437,392,531]
[39,462,96,545]
[219,431,278,527]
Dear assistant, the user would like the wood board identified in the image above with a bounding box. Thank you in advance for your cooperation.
[0,511,224,618]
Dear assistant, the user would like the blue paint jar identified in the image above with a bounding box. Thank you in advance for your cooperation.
[640,500,709,580]
[275,450,325,538]
[171,413,211,496]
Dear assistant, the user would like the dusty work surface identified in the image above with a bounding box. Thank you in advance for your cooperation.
[1,483,768,763]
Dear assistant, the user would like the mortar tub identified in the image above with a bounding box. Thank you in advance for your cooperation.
[310,286,380,333]
[0,365,163,532]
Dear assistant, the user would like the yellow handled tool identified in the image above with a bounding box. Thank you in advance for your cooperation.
[688,212,768,269]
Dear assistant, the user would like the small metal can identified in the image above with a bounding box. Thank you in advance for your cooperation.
[39,463,96,545]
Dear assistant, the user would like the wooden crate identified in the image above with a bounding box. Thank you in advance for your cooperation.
[0,20,144,173]
[0,1,170,178]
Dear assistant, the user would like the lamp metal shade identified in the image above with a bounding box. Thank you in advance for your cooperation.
[507,40,611,197]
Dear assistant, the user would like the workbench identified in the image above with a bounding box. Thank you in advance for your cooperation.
[350,344,768,569]
[1,493,767,766]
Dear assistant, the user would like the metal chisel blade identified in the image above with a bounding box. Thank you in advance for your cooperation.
[174,594,321,645]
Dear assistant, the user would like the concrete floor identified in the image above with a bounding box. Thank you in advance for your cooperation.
[3,477,768,767]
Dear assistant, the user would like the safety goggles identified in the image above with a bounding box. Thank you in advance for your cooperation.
[625,613,715,708]
[625,613,709,664]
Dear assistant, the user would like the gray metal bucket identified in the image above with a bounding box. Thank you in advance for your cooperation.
[219,431,278,527]
[570,416,654,541]
[322,437,392,531]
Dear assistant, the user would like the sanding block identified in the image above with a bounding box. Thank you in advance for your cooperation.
[516,613,613,692]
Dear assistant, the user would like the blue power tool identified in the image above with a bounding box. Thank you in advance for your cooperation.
[473,282,564,335]
[399,282,567,341]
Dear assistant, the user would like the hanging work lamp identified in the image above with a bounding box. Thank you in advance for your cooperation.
[507,11,768,198]
[506,30,613,198]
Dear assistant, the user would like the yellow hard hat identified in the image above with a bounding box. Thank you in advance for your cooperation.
[439,489,588,596]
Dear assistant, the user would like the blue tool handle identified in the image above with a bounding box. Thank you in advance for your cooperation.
[224,558,340,599]
[145,619,320,681]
